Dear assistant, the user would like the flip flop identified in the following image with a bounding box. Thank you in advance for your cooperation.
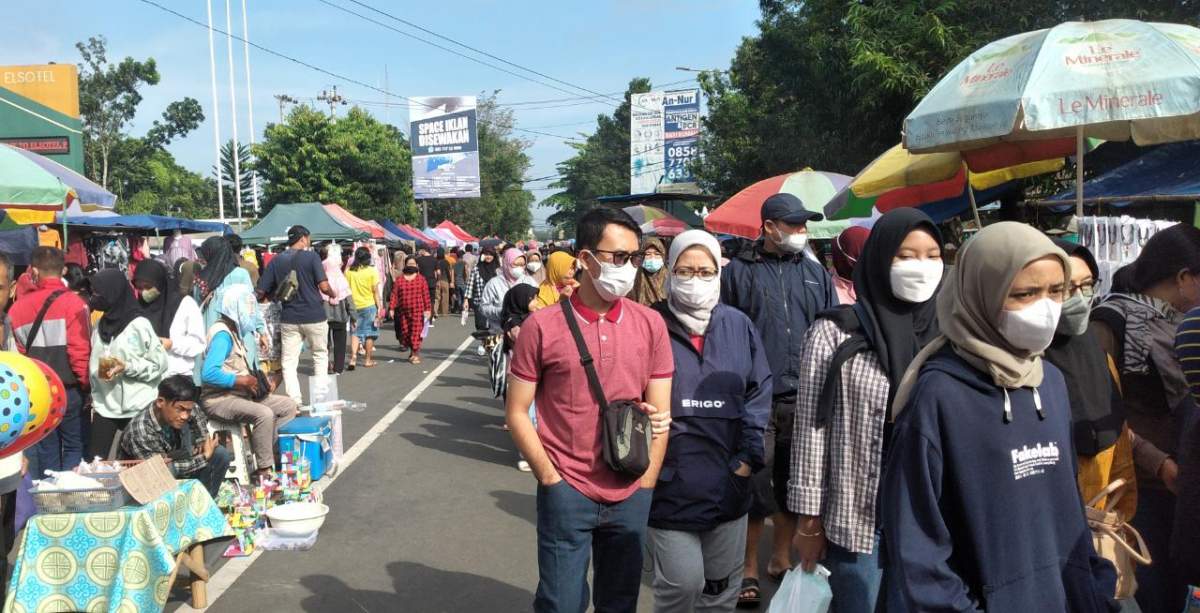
[737,577,761,608]
[362,362,377,368]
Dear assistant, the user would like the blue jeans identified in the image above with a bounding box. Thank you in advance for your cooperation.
[535,481,652,613]
[185,446,231,499]
[32,386,85,474]
[825,533,906,613]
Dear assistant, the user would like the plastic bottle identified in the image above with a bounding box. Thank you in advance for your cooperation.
[345,401,368,413]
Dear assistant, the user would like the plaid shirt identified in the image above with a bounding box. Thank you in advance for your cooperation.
[464,267,484,303]
[120,403,210,476]
[390,274,432,314]
[788,318,890,554]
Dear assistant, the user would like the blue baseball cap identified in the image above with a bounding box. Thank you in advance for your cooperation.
[760,193,823,224]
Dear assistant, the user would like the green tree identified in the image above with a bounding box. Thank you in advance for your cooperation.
[118,148,217,219]
[254,105,417,223]
[426,94,534,239]
[545,78,651,233]
[216,140,256,215]
[76,36,203,190]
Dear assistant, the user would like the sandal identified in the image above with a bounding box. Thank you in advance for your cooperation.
[737,577,761,608]
[362,361,377,368]
[409,355,422,365]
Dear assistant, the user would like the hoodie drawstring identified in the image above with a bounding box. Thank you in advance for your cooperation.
[1002,387,1046,423]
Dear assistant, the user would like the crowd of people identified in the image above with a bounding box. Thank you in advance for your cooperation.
[487,198,1200,613]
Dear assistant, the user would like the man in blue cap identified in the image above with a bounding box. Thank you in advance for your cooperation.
[720,192,838,604]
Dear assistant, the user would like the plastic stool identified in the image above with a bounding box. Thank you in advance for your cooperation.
[206,417,257,484]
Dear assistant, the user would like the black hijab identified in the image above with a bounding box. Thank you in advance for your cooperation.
[501,284,539,332]
[1044,238,1123,456]
[477,248,500,282]
[133,259,183,337]
[196,236,237,300]
[90,269,143,344]
[852,208,944,389]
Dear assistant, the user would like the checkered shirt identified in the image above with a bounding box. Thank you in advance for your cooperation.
[120,404,210,476]
[788,317,891,554]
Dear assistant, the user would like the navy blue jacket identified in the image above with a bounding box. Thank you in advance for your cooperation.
[649,303,772,532]
[720,241,837,398]
[883,347,1117,612]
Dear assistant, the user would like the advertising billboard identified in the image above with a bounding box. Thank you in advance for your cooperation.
[0,64,84,173]
[409,96,480,199]
[629,88,701,194]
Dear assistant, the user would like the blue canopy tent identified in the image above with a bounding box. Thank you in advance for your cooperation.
[57,214,232,235]
[1044,141,1200,210]
[376,219,423,244]
[0,226,40,266]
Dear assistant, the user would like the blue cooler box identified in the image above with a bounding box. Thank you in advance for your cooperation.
[277,416,333,480]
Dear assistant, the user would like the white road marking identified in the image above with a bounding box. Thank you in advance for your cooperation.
[177,335,476,611]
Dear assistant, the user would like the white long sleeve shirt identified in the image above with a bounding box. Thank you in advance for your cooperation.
[166,295,206,376]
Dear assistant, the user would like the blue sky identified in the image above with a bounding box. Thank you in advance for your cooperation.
[2,0,760,224]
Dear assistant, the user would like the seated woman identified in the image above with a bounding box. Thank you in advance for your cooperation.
[200,284,297,477]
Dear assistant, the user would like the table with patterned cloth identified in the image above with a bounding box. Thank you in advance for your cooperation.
[3,479,232,613]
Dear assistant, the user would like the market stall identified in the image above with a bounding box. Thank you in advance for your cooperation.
[240,202,368,245]
[323,203,384,239]
[434,219,479,243]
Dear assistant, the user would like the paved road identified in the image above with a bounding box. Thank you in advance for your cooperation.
[167,319,783,612]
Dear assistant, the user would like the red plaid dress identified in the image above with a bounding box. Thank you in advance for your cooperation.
[390,274,431,351]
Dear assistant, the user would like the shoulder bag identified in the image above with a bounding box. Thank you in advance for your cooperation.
[560,300,651,477]
[1085,478,1151,599]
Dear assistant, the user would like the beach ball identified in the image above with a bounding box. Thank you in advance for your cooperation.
[3,358,66,458]
[0,358,32,454]
[0,352,51,429]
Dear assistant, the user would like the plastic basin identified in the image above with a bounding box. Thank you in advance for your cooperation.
[265,502,329,537]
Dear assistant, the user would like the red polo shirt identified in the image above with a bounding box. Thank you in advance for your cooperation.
[510,294,673,503]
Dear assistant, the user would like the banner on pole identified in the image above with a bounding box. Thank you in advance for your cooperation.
[629,88,701,194]
[410,96,481,199]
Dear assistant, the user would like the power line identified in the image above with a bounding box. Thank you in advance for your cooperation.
[135,0,585,143]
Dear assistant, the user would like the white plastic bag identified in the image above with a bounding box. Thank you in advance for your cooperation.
[766,566,832,613]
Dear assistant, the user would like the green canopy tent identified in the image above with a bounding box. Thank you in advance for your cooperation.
[240,202,368,245]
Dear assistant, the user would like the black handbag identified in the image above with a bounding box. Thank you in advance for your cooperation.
[560,300,652,477]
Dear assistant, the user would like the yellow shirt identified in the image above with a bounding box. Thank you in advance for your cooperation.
[346,267,378,310]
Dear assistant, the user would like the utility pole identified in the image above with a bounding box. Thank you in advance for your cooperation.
[318,86,345,117]
[274,94,297,122]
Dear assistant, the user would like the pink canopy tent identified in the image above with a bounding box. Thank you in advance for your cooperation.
[400,223,438,248]
[435,220,479,243]
[323,203,384,239]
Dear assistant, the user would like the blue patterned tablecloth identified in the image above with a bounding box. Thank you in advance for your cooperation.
[4,479,232,613]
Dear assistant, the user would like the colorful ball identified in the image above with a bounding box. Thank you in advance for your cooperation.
[0,361,32,453]
[0,352,51,435]
[2,358,67,459]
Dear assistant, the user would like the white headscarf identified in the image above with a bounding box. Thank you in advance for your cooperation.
[665,230,723,335]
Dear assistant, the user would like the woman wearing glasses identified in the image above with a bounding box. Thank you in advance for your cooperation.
[646,230,773,613]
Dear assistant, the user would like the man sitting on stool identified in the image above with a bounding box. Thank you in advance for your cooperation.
[121,375,231,498]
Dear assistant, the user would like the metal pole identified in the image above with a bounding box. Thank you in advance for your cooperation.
[966,181,983,230]
[224,0,244,222]
[422,201,428,229]
[206,0,226,222]
[1075,125,1085,219]
[240,0,260,216]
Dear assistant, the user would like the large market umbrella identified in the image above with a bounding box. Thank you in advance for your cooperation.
[0,144,117,238]
[621,205,689,237]
[705,170,851,239]
[904,19,1200,217]
[824,143,1069,223]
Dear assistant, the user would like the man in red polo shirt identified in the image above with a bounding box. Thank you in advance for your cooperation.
[508,207,674,613]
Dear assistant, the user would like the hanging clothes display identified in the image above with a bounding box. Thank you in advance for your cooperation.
[1078,216,1178,297]
[82,235,132,276]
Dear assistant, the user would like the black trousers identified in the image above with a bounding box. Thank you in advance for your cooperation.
[88,415,132,460]
[328,322,348,373]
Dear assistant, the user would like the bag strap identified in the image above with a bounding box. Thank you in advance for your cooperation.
[1086,478,1128,509]
[560,300,610,412]
[24,290,67,350]
[1090,518,1154,566]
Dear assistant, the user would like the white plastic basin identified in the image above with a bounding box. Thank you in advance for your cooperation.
[265,502,329,537]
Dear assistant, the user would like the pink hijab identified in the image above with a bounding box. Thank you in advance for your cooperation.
[323,245,352,304]
[502,247,524,283]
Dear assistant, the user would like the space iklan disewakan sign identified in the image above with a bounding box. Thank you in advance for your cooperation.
[409,96,481,199]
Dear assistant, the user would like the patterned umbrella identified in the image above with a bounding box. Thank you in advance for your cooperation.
[621,205,689,237]
[705,170,851,239]
[904,19,1200,215]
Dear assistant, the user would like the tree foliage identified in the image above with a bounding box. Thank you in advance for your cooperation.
[693,0,1196,201]
[254,105,417,223]
[425,93,535,239]
[544,78,651,232]
[216,140,256,216]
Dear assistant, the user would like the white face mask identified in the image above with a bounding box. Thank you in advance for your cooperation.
[526,261,542,274]
[890,259,944,303]
[777,230,809,254]
[998,297,1063,353]
[587,254,637,302]
[670,276,720,311]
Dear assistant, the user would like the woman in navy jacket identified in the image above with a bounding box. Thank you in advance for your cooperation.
[647,230,772,613]
[884,222,1117,612]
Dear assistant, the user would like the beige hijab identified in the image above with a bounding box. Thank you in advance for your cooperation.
[892,222,1070,416]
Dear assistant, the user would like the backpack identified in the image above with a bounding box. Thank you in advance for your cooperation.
[814,304,875,428]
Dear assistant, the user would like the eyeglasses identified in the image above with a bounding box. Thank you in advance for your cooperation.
[1070,280,1097,298]
[591,249,644,267]
[673,268,718,281]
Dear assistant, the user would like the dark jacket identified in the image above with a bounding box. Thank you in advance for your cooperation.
[719,241,837,397]
[649,303,772,532]
[883,347,1117,612]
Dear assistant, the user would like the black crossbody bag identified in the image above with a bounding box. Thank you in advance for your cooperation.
[560,300,651,477]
